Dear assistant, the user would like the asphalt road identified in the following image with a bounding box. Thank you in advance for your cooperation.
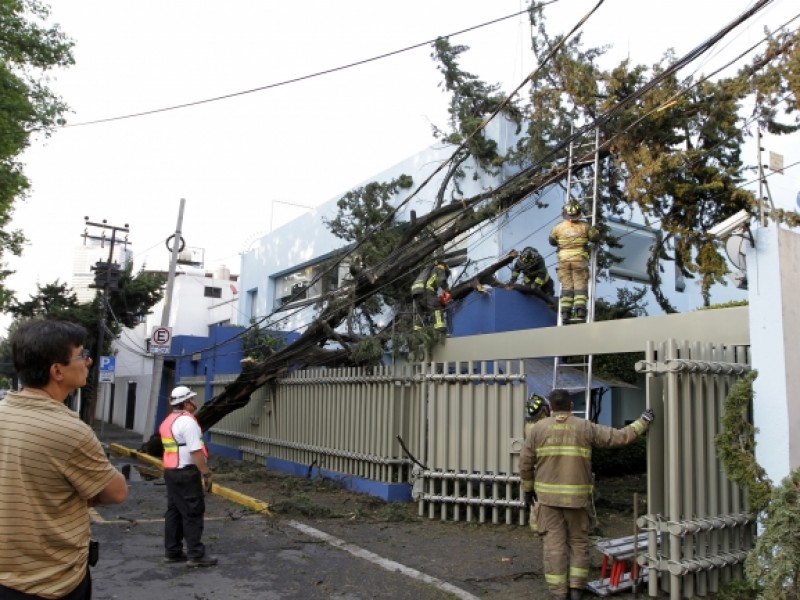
[91,426,480,600]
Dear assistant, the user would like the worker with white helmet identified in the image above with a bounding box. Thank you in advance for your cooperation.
[158,385,218,567]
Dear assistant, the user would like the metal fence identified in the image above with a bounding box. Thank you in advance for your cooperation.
[635,340,753,600]
[414,359,528,525]
[208,366,421,487]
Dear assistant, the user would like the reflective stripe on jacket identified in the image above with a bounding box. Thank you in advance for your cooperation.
[411,263,449,296]
[548,220,597,261]
[159,410,208,469]
[519,412,648,509]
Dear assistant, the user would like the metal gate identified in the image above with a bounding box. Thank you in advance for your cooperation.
[635,340,753,599]
[413,359,528,525]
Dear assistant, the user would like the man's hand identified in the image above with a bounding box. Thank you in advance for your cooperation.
[202,472,213,492]
[524,491,536,509]
[641,408,655,423]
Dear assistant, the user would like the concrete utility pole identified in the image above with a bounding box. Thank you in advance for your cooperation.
[142,199,185,441]
[83,217,130,425]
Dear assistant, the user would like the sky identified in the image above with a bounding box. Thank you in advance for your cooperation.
[3,0,799,332]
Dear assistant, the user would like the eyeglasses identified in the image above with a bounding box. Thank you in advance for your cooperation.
[68,349,92,362]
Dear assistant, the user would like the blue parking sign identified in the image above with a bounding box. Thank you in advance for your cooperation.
[99,356,116,383]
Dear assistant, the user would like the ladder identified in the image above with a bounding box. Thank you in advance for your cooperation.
[553,126,600,420]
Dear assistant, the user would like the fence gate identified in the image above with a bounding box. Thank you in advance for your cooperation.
[635,340,753,599]
[414,359,528,525]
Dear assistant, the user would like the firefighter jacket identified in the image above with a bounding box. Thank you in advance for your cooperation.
[548,220,599,261]
[510,256,552,289]
[519,411,649,509]
[160,410,208,469]
[411,263,450,296]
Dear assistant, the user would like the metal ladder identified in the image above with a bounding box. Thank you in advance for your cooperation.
[553,126,600,420]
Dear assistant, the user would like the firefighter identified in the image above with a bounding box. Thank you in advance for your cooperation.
[523,393,551,534]
[507,246,555,298]
[548,200,599,323]
[520,389,655,600]
[411,257,451,331]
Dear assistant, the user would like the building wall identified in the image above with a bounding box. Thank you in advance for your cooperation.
[108,267,240,434]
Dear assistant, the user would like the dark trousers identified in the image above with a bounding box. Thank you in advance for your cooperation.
[164,465,206,559]
[0,569,90,600]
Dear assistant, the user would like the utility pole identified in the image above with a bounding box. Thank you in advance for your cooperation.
[142,199,185,441]
[83,217,130,425]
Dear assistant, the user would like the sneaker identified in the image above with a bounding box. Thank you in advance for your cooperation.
[162,552,188,563]
[186,554,218,568]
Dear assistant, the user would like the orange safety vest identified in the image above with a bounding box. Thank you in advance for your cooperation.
[159,410,208,469]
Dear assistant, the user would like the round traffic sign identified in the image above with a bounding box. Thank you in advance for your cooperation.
[152,327,171,345]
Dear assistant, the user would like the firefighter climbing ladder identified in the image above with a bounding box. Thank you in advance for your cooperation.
[552,126,600,420]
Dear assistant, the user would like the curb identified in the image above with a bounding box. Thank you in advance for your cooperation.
[108,443,272,516]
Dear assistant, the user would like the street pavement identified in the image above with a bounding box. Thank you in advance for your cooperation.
[90,423,481,600]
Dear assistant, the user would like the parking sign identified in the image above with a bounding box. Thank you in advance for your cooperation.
[151,326,172,354]
[98,356,116,383]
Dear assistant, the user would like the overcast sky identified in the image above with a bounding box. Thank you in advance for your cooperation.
[4,0,798,331]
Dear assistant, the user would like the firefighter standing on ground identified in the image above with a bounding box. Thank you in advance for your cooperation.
[519,388,654,600]
[523,394,551,534]
[506,247,555,299]
[159,386,218,567]
[549,200,598,323]
[411,258,451,331]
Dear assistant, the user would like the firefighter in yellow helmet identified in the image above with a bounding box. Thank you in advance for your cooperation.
[411,257,451,331]
[522,393,551,534]
[520,389,655,600]
[548,200,598,323]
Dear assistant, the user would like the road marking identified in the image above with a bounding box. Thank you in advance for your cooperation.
[288,520,481,600]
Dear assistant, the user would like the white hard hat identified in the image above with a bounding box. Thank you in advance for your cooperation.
[169,385,197,405]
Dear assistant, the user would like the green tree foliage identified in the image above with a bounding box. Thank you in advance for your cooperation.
[322,175,414,340]
[517,4,769,311]
[241,319,286,362]
[430,37,523,207]
[0,0,74,308]
[715,371,772,512]
[8,265,165,356]
[745,468,800,600]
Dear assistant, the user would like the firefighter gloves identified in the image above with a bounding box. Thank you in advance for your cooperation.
[641,408,655,423]
[524,490,536,509]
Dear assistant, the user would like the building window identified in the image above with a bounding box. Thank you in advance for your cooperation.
[274,259,349,309]
[204,286,222,298]
[606,220,658,284]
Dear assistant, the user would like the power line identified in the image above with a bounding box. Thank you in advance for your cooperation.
[59,8,533,129]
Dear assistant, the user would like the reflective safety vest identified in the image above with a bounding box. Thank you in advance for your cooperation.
[411,263,449,296]
[159,411,208,469]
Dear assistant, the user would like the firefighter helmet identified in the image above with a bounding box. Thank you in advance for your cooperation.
[563,200,583,220]
[525,393,551,422]
[519,247,541,266]
[169,385,197,406]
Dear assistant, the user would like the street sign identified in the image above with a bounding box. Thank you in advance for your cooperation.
[150,326,173,354]
[98,356,116,383]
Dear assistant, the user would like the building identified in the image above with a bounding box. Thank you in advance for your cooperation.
[103,264,241,434]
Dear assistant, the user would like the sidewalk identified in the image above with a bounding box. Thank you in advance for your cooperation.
[93,420,147,451]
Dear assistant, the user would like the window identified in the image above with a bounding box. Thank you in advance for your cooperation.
[204,286,222,298]
[274,259,349,309]
[606,220,658,284]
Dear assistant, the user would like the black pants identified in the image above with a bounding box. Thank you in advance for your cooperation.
[0,568,90,600]
[164,465,206,559]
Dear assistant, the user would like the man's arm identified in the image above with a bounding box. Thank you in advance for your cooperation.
[191,449,213,491]
[90,471,128,506]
